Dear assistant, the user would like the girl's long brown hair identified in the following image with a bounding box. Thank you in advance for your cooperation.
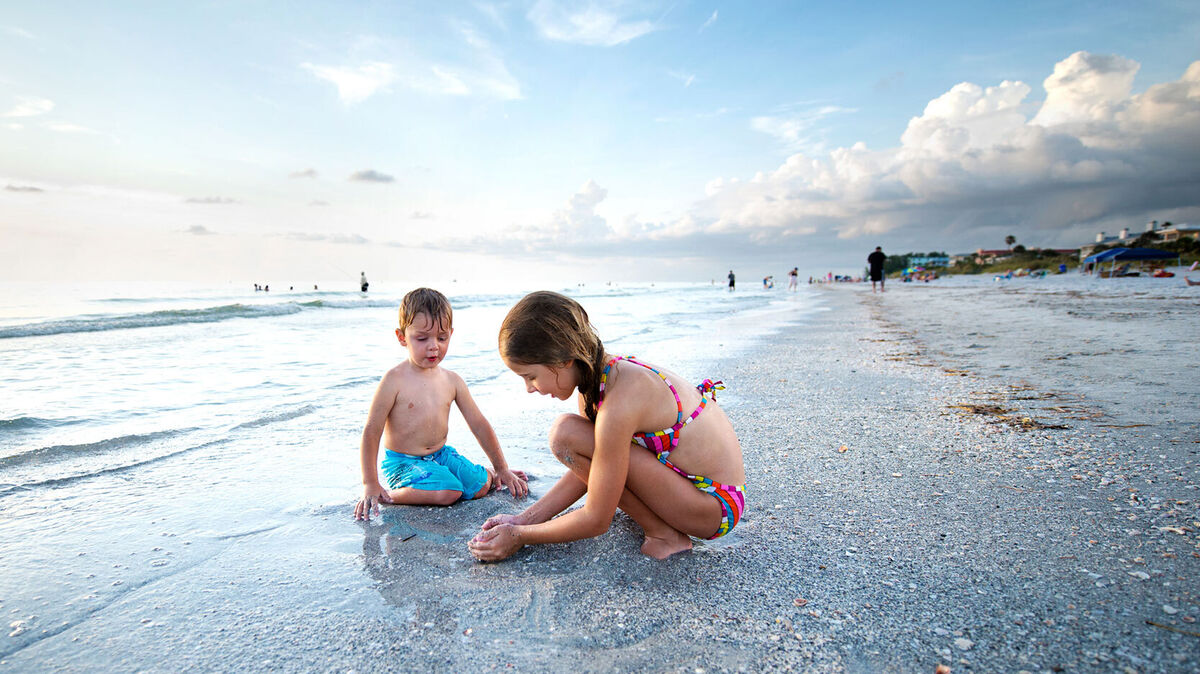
[499,291,606,421]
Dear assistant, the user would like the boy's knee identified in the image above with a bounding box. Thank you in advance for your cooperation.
[469,470,494,500]
[432,490,462,505]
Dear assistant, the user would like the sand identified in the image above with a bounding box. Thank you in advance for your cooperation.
[6,279,1198,672]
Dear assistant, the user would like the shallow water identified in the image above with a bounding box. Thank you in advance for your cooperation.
[0,279,821,660]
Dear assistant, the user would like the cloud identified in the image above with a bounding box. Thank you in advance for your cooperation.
[551,179,611,239]
[283,232,369,245]
[700,10,718,32]
[527,1,658,46]
[751,104,856,154]
[441,52,1200,261]
[185,196,237,204]
[290,168,318,179]
[410,210,434,219]
[667,69,696,88]
[302,61,396,104]
[302,27,522,104]
[2,26,35,40]
[349,169,395,183]
[698,51,1200,249]
[5,184,43,192]
[4,95,53,118]
[185,225,215,235]
[309,200,329,207]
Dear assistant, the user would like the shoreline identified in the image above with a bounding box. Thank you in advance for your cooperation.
[4,282,1197,672]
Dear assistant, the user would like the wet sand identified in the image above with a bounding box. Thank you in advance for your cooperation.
[6,279,1198,672]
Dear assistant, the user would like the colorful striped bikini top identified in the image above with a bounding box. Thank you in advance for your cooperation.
[597,355,724,454]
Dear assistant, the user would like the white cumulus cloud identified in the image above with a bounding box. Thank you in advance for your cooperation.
[528,1,658,46]
[4,95,53,118]
[302,62,396,104]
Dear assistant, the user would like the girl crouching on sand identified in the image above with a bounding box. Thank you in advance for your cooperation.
[468,291,746,561]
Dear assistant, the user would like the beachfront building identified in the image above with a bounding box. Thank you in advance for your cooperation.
[974,249,1012,264]
[1080,220,1200,258]
[1158,223,1200,242]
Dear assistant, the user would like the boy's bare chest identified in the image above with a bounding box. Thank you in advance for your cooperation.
[391,380,453,423]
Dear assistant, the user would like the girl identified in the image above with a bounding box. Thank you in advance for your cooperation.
[468,291,746,561]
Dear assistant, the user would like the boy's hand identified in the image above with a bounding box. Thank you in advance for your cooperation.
[354,484,393,521]
[468,523,523,562]
[494,468,529,500]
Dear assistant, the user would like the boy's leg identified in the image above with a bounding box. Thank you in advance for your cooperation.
[386,486,462,506]
[381,451,466,506]
[434,445,491,500]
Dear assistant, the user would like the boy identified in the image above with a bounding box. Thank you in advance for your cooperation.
[354,288,527,521]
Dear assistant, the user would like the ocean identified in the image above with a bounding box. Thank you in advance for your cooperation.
[0,279,820,660]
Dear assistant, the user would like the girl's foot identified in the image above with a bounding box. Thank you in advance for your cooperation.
[641,530,693,559]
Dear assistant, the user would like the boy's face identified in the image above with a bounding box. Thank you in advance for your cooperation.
[396,312,452,369]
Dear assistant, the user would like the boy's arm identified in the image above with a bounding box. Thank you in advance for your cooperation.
[451,371,528,498]
[354,370,400,520]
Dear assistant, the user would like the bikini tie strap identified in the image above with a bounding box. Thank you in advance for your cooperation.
[697,379,725,400]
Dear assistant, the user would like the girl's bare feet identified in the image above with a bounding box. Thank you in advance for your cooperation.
[640,530,693,559]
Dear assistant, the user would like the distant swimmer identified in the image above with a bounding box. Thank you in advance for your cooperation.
[360,272,369,293]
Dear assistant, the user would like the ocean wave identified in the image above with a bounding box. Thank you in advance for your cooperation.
[232,405,316,430]
[0,428,196,471]
[0,296,407,339]
[1,404,319,491]
[0,303,304,339]
[0,416,66,432]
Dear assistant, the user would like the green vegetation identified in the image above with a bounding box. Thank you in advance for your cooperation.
[948,249,1081,275]
[883,231,1198,278]
[880,251,946,275]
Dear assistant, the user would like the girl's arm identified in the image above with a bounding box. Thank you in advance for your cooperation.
[470,399,639,559]
[452,372,528,498]
[480,471,586,531]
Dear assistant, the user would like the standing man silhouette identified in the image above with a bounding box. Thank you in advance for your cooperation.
[727,269,736,292]
[360,271,369,293]
[867,247,887,293]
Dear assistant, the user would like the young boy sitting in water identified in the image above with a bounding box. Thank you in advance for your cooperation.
[354,288,528,521]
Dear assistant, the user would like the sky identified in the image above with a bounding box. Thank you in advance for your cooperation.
[2,1,1199,286]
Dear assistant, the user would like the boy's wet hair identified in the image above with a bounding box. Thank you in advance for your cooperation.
[399,287,453,332]
[499,291,605,421]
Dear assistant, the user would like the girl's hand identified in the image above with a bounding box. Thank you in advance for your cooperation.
[469,523,523,562]
[354,484,393,521]
[494,468,529,500]
[480,513,525,530]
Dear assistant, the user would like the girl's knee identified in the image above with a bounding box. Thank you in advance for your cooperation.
[548,414,591,463]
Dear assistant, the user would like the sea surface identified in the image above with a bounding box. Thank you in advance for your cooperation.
[0,279,820,661]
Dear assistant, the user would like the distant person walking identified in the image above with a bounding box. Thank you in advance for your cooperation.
[787,267,798,291]
[360,272,369,293]
[727,270,736,292]
[867,247,887,293]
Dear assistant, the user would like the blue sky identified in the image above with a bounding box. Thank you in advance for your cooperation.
[2,1,1199,285]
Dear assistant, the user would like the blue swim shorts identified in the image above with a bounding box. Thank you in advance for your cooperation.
[380,445,488,500]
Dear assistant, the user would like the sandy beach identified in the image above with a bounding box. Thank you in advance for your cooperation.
[5,278,1199,672]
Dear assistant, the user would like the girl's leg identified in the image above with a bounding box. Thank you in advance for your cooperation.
[548,414,722,558]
